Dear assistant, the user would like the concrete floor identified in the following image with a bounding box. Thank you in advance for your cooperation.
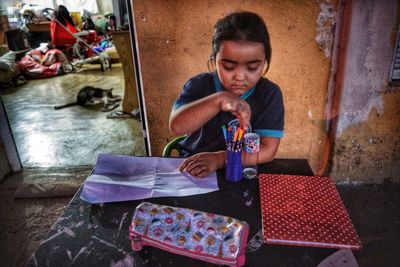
[0,63,146,266]
[2,63,145,167]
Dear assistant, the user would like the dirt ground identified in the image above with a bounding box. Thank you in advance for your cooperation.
[0,167,92,267]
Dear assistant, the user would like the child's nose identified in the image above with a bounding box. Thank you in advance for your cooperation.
[234,69,245,81]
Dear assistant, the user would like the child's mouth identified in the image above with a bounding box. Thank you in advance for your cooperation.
[231,84,247,90]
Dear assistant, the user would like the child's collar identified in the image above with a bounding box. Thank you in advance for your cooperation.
[212,72,255,100]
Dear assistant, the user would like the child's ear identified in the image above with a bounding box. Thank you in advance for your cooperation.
[262,62,269,76]
[207,58,216,72]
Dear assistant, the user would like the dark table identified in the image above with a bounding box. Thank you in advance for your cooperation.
[26,159,347,267]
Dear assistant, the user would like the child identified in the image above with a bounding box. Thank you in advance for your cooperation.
[169,11,284,178]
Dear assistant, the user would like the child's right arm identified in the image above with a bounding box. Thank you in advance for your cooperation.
[169,91,251,136]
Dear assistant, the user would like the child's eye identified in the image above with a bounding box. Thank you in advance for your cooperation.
[222,65,234,71]
[247,64,261,72]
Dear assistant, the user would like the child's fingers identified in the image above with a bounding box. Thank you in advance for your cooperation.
[188,166,208,178]
[224,100,250,113]
[234,102,251,130]
[180,159,208,177]
[196,169,209,178]
[179,158,191,172]
[238,115,249,131]
[222,100,251,130]
[237,114,249,131]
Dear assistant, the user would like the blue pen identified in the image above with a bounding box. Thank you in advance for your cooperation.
[222,125,227,141]
[227,127,232,143]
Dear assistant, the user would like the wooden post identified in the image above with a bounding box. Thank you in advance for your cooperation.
[111,30,139,113]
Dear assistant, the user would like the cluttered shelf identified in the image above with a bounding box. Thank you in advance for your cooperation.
[26,22,50,32]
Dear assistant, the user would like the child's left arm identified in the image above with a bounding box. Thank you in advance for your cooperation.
[257,137,281,164]
[179,151,226,178]
[179,137,281,178]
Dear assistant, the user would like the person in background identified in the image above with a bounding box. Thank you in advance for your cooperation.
[55,5,76,28]
[169,11,284,178]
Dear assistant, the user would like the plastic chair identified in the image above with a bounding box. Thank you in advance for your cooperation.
[162,136,185,157]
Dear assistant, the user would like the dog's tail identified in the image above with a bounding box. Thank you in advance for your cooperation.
[54,102,78,109]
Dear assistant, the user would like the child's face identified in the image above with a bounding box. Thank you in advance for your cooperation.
[215,40,266,95]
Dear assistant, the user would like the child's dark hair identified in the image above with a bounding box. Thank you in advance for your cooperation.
[211,11,272,72]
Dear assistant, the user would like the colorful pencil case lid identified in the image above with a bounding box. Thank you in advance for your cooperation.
[129,202,249,267]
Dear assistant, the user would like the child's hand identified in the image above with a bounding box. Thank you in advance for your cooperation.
[179,151,225,178]
[220,93,251,131]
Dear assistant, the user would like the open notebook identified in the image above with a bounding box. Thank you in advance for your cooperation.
[80,153,218,204]
[258,174,362,250]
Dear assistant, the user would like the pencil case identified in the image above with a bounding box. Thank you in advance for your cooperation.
[129,202,249,267]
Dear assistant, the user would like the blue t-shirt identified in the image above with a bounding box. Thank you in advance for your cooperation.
[172,72,284,156]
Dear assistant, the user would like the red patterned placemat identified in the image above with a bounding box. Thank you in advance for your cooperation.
[259,174,362,250]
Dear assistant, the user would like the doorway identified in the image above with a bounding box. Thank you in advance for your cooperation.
[1,64,145,168]
[0,1,149,265]
[1,1,147,169]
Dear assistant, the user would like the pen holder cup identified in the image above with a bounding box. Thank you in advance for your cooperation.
[243,133,260,179]
[226,150,243,182]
